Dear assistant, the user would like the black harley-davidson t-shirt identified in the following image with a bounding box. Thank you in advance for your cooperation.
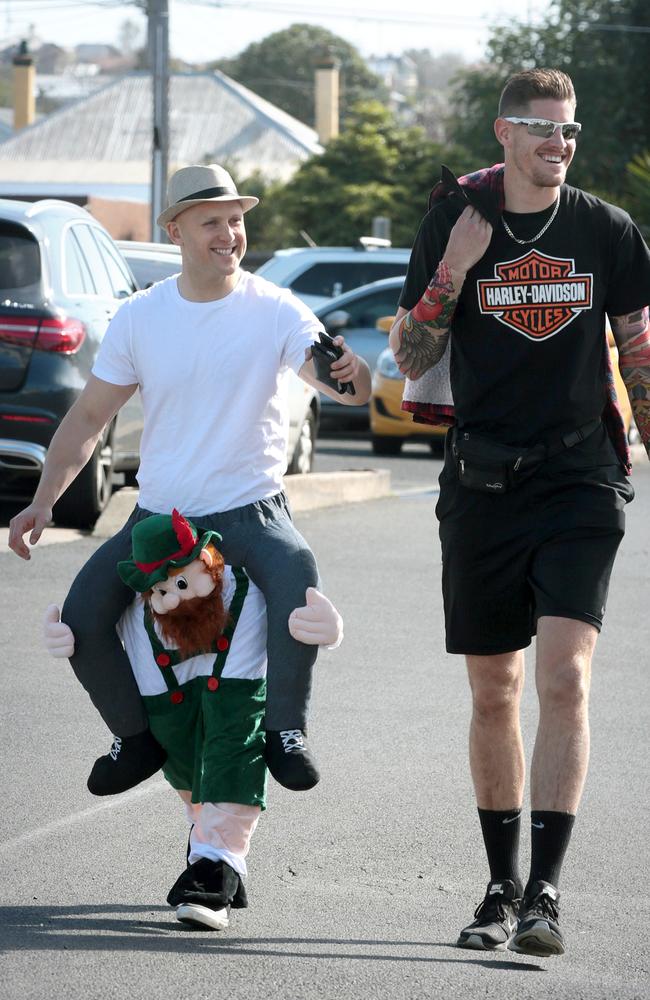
[399,184,650,447]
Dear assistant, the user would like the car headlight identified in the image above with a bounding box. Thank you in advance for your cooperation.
[376,349,403,380]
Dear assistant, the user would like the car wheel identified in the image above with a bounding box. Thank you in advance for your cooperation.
[371,435,403,456]
[287,408,317,475]
[53,423,115,528]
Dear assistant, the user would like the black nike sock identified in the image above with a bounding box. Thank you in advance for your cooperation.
[527,810,576,891]
[477,807,523,894]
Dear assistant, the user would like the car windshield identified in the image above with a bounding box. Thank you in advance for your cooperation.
[126,255,181,289]
[0,223,42,303]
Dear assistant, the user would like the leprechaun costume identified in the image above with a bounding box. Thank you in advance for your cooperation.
[116,511,269,927]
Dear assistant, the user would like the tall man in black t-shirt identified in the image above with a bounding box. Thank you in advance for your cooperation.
[390,68,650,957]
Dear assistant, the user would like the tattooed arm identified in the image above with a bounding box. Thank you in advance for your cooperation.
[610,306,650,457]
[389,206,492,379]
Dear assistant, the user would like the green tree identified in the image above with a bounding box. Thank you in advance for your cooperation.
[212,23,387,127]
[447,0,650,204]
[246,101,470,249]
[626,152,650,238]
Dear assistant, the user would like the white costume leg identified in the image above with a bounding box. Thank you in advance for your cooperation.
[178,791,261,877]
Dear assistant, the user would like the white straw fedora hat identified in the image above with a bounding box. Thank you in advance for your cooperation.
[157,164,259,227]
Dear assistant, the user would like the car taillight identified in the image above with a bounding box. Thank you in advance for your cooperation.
[0,314,86,353]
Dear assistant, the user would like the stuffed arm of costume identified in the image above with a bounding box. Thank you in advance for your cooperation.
[610,306,650,458]
[44,588,345,657]
[288,587,344,650]
[389,206,493,380]
[43,604,75,657]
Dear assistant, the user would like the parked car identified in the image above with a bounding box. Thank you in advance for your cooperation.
[370,339,447,456]
[255,243,410,310]
[116,239,181,288]
[0,198,141,527]
[312,276,404,426]
[117,240,320,475]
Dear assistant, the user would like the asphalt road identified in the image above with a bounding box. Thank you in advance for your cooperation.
[0,448,648,1000]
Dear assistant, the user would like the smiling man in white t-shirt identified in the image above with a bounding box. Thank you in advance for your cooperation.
[9,163,372,797]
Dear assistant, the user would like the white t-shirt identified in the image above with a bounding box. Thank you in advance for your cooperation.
[117,567,267,697]
[93,270,322,513]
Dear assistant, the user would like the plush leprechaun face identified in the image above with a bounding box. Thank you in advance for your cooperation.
[149,548,216,615]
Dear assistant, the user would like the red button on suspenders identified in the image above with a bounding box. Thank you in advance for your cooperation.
[207,677,219,691]
[216,636,229,651]
[156,653,171,667]
[170,691,184,704]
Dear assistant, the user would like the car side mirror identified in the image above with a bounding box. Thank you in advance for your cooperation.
[324,310,350,333]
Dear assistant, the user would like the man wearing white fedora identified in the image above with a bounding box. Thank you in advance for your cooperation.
[9,163,372,796]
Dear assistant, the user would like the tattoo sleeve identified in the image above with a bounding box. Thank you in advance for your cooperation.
[610,306,650,456]
[394,261,464,379]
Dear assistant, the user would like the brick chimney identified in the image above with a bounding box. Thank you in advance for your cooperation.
[314,53,340,146]
[12,40,36,131]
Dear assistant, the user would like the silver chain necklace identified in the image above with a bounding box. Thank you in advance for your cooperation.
[501,195,560,245]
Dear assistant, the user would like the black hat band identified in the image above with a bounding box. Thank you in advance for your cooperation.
[178,185,239,203]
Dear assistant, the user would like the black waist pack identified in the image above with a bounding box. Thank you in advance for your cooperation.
[451,419,601,494]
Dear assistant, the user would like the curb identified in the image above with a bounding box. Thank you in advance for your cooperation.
[93,469,392,538]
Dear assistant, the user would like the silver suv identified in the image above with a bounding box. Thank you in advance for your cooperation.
[255,244,410,310]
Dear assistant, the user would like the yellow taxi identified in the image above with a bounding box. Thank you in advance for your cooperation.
[370,317,634,456]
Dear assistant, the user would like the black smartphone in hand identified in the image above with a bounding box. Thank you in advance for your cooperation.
[310,331,356,396]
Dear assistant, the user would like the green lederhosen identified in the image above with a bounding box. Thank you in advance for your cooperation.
[141,567,267,808]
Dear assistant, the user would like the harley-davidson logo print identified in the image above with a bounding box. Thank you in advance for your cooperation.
[477,249,593,340]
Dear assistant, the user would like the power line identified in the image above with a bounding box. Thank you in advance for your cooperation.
[174,0,524,29]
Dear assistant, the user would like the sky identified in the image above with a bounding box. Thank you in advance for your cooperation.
[3,0,552,64]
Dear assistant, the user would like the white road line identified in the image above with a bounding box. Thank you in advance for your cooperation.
[0,779,168,853]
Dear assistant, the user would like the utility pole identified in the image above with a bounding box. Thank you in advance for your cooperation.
[148,0,169,241]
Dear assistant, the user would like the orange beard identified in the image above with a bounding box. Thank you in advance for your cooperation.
[147,547,229,659]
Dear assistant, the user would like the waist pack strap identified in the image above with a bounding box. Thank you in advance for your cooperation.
[546,418,602,459]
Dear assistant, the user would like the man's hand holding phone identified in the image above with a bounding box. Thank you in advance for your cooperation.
[310,331,357,395]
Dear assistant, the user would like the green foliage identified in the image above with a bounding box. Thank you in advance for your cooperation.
[626,152,650,238]
[447,0,650,205]
[240,101,471,250]
[210,23,387,127]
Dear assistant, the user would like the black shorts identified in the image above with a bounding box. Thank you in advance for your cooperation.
[435,425,634,655]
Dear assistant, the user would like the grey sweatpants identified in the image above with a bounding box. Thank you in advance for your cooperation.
[61,492,319,735]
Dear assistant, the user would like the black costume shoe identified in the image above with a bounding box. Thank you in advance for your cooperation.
[168,857,248,931]
[265,729,320,791]
[86,730,167,796]
[457,879,522,951]
[510,881,564,957]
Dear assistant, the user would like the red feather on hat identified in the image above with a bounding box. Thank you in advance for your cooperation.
[172,507,197,555]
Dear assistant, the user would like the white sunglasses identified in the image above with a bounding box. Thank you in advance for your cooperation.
[502,117,582,140]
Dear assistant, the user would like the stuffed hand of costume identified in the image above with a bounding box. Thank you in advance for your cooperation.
[288,587,343,649]
[43,604,75,658]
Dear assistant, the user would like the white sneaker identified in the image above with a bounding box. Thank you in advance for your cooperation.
[175,903,230,931]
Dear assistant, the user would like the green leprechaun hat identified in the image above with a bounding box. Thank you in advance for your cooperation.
[117,508,222,592]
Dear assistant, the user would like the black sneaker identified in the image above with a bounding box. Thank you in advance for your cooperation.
[86,730,167,796]
[510,880,564,957]
[265,729,320,791]
[457,879,521,951]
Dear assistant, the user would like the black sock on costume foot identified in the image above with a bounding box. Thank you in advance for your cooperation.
[477,807,523,894]
[87,730,167,796]
[265,729,320,791]
[527,810,575,891]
